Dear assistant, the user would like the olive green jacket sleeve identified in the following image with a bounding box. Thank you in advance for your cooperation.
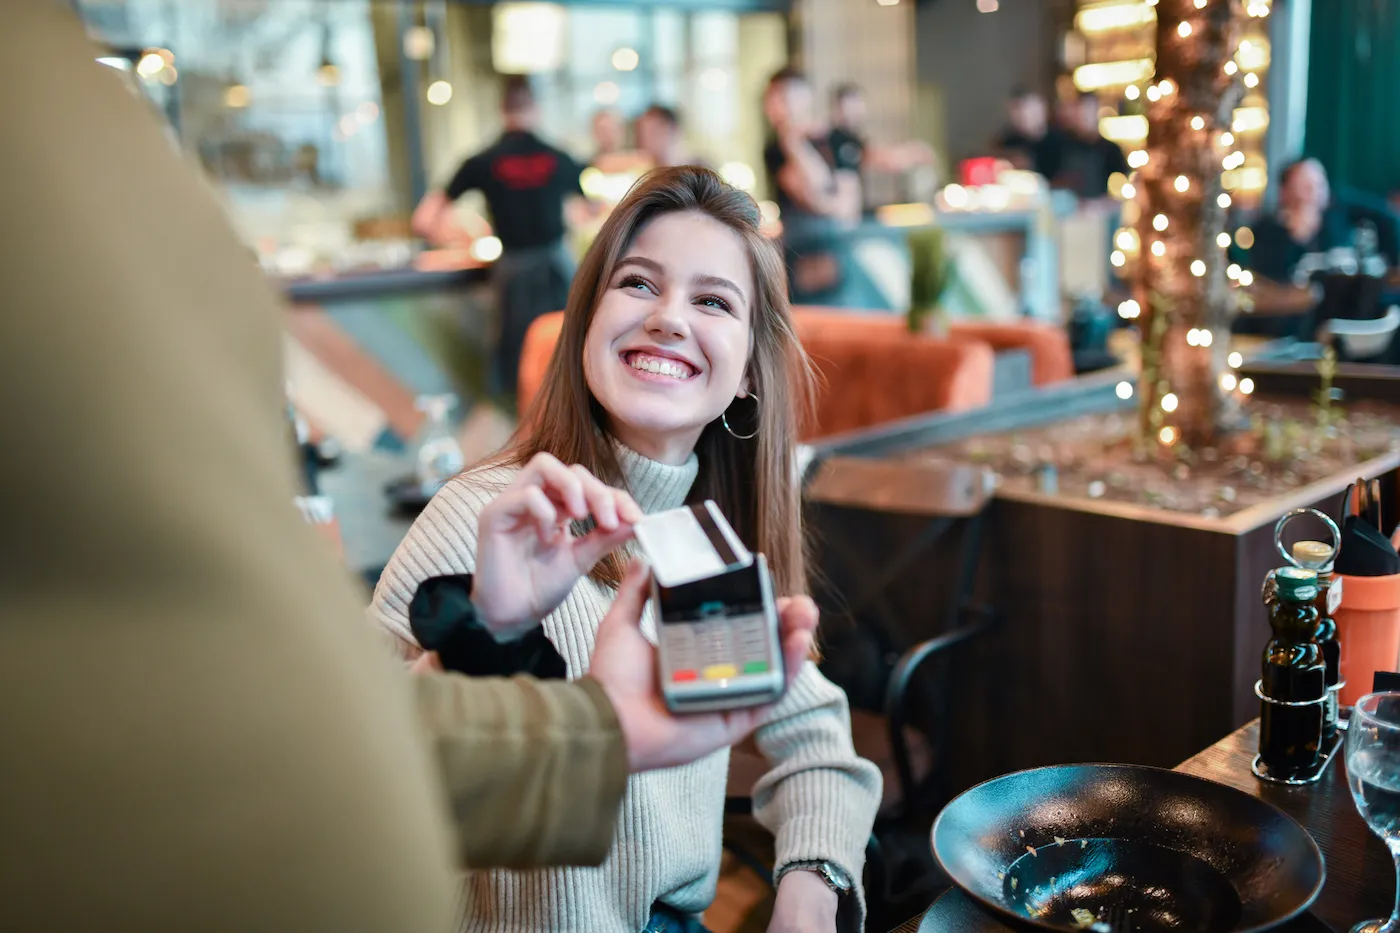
[0,4,623,931]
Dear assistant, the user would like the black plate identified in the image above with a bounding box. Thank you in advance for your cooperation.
[931,764,1325,933]
[917,888,1334,933]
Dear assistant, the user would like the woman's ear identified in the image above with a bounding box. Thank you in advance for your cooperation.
[736,373,752,399]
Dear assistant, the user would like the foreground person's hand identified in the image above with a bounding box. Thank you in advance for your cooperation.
[588,560,819,773]
[472,453,643,638]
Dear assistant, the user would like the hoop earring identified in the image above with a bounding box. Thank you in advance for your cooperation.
[722,393,760,440]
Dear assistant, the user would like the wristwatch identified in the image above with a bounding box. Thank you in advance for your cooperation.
[774,860,853,897]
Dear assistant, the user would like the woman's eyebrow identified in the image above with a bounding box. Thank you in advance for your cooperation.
[693,274,748,305]
[616,256,665,276]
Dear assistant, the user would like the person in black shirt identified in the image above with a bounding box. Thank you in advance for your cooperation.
[1247,158,1352,283]
[763,68,863,304]
[827,82,936,181]
[992,87,1065,180]
[412,76,585,405]
[1050,91,1129,200]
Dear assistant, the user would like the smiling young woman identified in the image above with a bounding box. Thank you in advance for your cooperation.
[370,167,880,933]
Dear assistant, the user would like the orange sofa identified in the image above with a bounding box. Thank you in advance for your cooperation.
[795,307,1075,388]
[516,309,996,440]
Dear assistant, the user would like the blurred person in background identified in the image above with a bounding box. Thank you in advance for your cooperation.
[0,5,824,930]
[635,104,704,170]
[1050,90,1128,200]
[763,68,865,305]
[992,86,1064,180]
[412,76,586,414]
[1247,158,1351,283]
[590,107,648,174]
[827,83,935,181]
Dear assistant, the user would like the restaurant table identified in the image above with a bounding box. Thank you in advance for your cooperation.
[891,721,1395,933]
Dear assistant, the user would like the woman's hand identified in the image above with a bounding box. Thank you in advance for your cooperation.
[471,453,643,638]
[587,560,820,773]
[768,870,839,933]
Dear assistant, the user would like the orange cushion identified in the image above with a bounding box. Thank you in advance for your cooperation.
[947,320,1074,386]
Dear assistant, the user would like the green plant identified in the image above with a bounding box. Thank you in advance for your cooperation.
[907,227,955,334]
[1313,346,1342,429]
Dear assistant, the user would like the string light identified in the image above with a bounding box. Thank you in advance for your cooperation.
[1244,72,1260,88]
[1199,330,1214,347]
[1151,240,1166,257]
[1121,182,1137,199]
[1153,214,1169,231]
[1228,351,1244,368]
[1220,132,1235,146]
[1217,232,1232,247]
[1178,22,1193,37]
[1224,61,1238,75]
[1111,250,1127,267]
[1118,299,1141,319]
[1236,226,1255,248]
[1238,269,1254,286]
[1195,0,1207,6]
[1175,175,1190,192]
[1239,378,1255,395]
[1227,263,1241,279]
[1160,426,1178,445]
[1190,115,1205,130]
[1128,149,1149,168]
[1218,193,1232,208]
[1187,330,1201,346]
[1162,393,1179,412]
[1125,85,1141,100]
[1116,229,1139,251]
[1116,381,1135,399]
[1191,260,1207,276]
[1221,372,1238,391]
[1159,79,1175,95]
[1146,85,1162,102]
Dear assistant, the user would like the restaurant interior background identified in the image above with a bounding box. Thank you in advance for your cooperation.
[73,1,1400,930]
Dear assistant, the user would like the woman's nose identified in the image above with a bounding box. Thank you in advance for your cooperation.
[644,295,689,340]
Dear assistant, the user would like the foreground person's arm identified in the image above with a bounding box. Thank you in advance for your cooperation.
[0,4,619,928]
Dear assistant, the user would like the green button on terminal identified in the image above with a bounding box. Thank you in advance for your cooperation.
[743,660,770,674]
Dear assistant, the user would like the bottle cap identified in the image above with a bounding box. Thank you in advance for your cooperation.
[1274,566,1319,603]
[1291,540,1334,570]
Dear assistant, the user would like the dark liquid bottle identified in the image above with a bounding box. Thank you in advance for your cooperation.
[1259,566,1326,779]
[1292,541,1341,740]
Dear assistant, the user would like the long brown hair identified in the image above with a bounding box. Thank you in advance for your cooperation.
[503,166,815,594]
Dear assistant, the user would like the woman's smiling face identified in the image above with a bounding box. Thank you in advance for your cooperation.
[582,210,755,465]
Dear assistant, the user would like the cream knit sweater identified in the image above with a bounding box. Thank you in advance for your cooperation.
[369,445,882,933]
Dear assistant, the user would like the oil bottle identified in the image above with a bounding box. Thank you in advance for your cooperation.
[1258,567,1326,780]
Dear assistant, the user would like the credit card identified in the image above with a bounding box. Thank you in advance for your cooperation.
[634,500,753,587]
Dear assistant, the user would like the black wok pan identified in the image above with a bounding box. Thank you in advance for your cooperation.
[932,765,1325,933]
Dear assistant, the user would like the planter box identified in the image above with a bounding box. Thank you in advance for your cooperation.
[804,372,1400,794]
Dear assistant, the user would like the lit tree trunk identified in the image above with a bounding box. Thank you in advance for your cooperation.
[1134,0,1245,449]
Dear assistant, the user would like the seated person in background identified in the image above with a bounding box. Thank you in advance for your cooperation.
[635,104,705,169]
[828,82,936,179]
[1051,91,1129,200]
[992,86,1064,179]
[1247,158,1352,283]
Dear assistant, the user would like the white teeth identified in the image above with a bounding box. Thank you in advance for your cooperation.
[628,353,693,380]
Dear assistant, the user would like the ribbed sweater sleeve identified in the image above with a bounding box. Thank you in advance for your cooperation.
[750,662,883,931]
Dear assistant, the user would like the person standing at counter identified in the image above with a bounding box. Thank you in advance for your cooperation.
[412,76,586,409]
[992,87,1064,180]
[763,68,865,306]
[1050,90,1129,200]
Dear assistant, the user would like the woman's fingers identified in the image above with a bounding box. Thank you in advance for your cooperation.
[521,453,586,519]
[571,464,619,530]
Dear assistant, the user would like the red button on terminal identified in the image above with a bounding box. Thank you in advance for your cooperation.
[672,669,698,682]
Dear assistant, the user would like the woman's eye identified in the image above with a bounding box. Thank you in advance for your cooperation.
[619,274,653,293]
[697,295,732,313]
